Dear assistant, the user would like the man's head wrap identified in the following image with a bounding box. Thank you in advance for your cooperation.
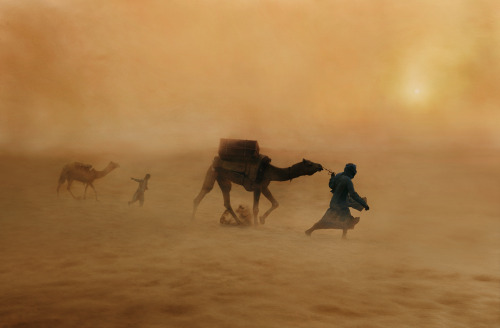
[344,163,357,178]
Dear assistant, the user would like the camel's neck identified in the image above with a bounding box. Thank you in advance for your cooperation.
[95,164,115,179]
[267,163,306,182]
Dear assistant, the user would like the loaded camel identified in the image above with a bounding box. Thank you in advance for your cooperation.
[57,161,120,200]
[192,158,323,225]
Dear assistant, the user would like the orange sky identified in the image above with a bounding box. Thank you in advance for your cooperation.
[1,0,499,153]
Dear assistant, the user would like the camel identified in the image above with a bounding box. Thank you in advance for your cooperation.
[57,161,120,200]
[192,158,323,225]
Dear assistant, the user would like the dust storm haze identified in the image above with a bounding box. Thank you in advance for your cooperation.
[1,1,499,327]
[1,0,499,152]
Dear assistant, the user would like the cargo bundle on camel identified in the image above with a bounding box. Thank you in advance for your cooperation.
[215,139,271,192]
[192,138,323,226]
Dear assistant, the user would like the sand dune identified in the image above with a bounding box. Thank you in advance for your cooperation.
[0,147,498,327]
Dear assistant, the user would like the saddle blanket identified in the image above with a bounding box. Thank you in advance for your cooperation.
[213,155,271,191]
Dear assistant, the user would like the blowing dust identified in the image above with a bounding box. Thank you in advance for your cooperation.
[1,1,499,327]
[0,145,498,327]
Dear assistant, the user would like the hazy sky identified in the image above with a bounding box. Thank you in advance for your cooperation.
[1,0,499,153]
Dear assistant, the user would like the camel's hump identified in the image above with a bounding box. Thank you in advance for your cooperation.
[73,162,93,170]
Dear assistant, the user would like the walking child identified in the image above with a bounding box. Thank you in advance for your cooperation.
[128,174,150,206]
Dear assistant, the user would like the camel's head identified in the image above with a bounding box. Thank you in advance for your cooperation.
[300,158,323,175]
[109,161,120,169]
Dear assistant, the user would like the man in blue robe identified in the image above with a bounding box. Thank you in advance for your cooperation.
[305,163,369,239]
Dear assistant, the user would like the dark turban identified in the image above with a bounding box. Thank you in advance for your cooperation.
[344,163,357,178]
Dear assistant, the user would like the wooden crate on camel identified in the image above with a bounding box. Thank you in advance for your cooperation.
[214,138,271,191]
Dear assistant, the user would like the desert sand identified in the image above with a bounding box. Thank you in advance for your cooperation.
[0,145,498,328]
[1,1,499,327]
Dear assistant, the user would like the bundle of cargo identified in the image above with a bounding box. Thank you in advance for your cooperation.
[218,138,260,162]
[214,138,270,191]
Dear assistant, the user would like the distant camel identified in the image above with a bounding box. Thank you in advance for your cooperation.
[193,159,323,225]
[57,161,120,200]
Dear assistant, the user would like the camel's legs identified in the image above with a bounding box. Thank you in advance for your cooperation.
[83,183,98,200]
[217,178,241,225]
[57,172,66,197]
[253,190,261,226]
[259,186,279,224]
[57,183,63,197]
[88,183,98,201]
[66,180,79,199]
[192,166,217,220]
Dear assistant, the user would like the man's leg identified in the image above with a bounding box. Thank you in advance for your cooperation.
[305,222,320,236]
[129,191,139,205]
[306,208,332,236]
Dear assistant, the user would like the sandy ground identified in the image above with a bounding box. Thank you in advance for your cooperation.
[0,146,499,328]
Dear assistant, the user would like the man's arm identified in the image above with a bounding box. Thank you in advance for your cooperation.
[347,179,369,209]
[131,178,142,182]
[328,174,336,190]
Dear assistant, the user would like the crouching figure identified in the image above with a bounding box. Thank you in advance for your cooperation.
[220,204,253,226]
